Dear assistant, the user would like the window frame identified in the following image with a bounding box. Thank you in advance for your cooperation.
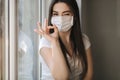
[2,0,42,79]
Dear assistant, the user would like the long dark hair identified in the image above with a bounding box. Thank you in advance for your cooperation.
[48,0,88,79]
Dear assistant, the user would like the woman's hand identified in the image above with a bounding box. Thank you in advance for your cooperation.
[34,19,59,43]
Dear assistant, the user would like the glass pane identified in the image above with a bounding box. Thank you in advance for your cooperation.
[18,0,39,80]
[0,0,5,79]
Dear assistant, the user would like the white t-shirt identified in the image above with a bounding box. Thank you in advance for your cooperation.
[39,34,91,80]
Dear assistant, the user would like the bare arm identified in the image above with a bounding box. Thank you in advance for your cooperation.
[40,40,69,80]
[83,47,93,80]
[34,20,69,80]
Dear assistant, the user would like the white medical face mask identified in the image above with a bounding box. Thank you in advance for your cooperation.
[51,16,73,32]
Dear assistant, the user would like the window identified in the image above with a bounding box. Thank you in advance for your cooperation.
[0,0,51,80]
[18,0,52,80]
[0,0,81,80]
[18,0,39,80]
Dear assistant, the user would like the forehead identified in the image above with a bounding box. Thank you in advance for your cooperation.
[53,2,71,12]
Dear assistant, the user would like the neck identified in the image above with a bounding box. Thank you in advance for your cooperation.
[59,30,73,57]
[59,31,71,45]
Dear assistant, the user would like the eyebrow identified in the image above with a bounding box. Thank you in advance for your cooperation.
[53,10,72,13]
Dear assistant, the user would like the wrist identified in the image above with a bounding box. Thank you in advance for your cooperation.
[51,39,60,47]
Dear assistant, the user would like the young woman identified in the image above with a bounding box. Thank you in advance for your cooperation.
[34,0,93,80]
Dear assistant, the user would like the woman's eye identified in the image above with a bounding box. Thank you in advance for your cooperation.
[64,14,71,16]
[52,13,58,16]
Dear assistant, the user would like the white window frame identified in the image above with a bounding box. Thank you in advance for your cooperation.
[2,0,17,80]
[9,0,17,80]
[3,0,41,80]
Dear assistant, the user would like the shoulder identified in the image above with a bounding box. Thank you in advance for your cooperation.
[82,33,91,50]
[39,37,51,52]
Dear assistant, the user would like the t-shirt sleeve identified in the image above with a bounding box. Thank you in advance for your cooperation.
[82,34,91,50]
[39,37,51,52]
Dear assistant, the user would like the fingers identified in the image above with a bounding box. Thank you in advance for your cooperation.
[34,22,44,35]
[37,22,44,32]
[35,20,49,35]
[34,29,43,35]
[35,20,58,34]
[43,19,48,31]
[34,20,49,35]
[34,20,59,42]
[53,24,58,33]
